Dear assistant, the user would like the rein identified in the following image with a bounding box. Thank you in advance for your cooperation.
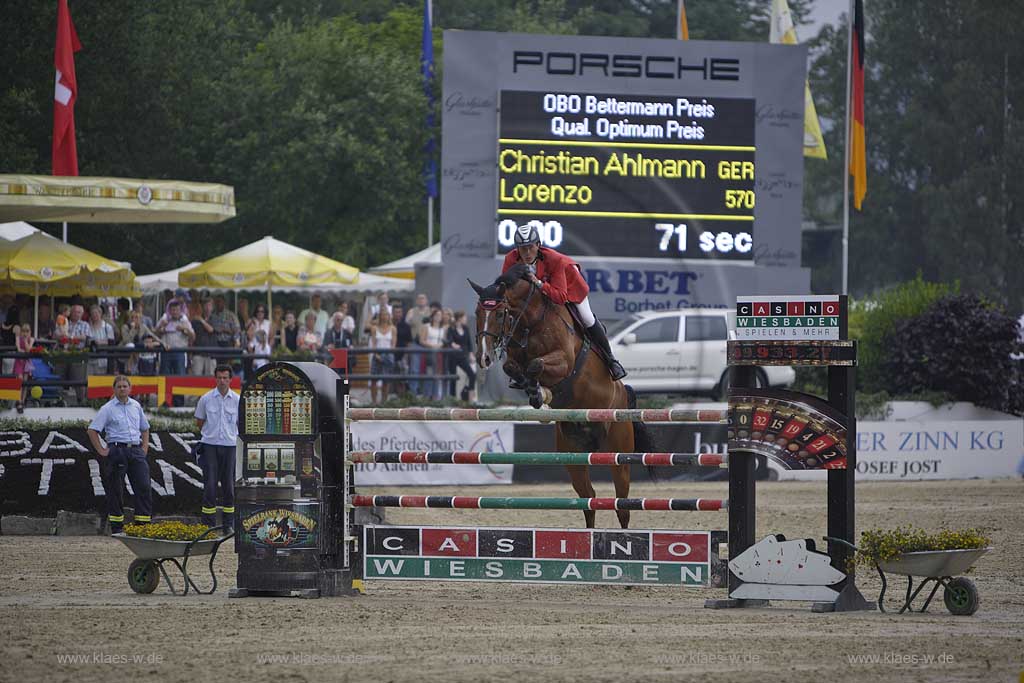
[477,278,552,359]
[477,273,581,374]
[505,281,545,350]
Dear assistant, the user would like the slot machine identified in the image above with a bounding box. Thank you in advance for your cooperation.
[230,361,355,598]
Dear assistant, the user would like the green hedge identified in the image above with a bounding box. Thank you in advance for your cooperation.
[853,275,958,392]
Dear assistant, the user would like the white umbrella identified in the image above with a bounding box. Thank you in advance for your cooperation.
[0,222,42,241]
[367,243,440,279]
[137,262,202,296]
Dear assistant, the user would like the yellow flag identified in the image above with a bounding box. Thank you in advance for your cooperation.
[677,0,689,40]
[770,0,827,160]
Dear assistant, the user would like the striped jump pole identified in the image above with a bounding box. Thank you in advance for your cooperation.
[350,495,727,511]
[347,407,726,424]
[348,451,727,467]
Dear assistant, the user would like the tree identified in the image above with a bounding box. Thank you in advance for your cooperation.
[0,0,815,274]
[211,9,429,267]
[805,0,1024,313]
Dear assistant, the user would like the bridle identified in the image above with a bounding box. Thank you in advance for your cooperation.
[476,298,512,361]
[476,277,550,361]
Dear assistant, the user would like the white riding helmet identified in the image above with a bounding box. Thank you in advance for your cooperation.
[513,223,541,248]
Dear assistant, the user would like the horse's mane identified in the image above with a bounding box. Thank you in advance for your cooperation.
[476,263,530,301]
[495,263,530,288]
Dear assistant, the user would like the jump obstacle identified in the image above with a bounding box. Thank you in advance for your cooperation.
[343,358,866,611]
[345,401,735,592]
[348,407,726,423]
[232,324,865,610]
[350,495,727,511]
[348,451,727,467]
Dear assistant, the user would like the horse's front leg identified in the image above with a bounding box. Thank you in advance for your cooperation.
[504,357,544,405]
[502,358,527,385]
[525,350,571,386]
[524,350,571,408]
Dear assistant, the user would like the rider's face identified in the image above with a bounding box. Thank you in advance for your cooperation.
[517,244,539,264]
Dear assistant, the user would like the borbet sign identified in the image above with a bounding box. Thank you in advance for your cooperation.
[364,525,716,587]
[735,295,845,340]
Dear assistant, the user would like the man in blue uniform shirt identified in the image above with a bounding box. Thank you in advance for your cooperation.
[194,364,240,529]
[87,375,153,534]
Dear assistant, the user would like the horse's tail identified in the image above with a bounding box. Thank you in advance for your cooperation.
[625,384,660,481]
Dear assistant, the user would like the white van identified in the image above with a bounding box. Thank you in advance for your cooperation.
[608,310,795,398]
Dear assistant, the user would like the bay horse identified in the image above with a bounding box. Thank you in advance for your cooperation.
[469,263,655,529]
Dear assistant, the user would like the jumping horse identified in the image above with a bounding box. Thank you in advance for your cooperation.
[470,263,655,529]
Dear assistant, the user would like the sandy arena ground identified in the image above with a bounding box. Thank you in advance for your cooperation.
[1,478,1022,683]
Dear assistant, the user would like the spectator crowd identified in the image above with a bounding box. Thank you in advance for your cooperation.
[1,288,477,408]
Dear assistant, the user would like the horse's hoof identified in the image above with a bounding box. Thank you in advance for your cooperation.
[529,394,543,409]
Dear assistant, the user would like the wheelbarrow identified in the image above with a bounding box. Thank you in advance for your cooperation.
[826,536,991,615]
[113,525,235,595]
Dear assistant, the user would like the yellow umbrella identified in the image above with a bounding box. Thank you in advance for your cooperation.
[0,231,138,334]
[178,235,359,313]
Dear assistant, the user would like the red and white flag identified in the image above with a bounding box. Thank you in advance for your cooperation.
[52,0,82,176]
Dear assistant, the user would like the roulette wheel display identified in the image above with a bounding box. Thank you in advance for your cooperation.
[728,388,848,470]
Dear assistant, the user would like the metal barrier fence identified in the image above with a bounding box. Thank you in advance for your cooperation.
[0,346,464,402]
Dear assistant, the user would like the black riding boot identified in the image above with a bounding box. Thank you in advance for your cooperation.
[586,322,627,380]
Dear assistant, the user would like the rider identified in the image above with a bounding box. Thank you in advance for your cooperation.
[501,224,627,381]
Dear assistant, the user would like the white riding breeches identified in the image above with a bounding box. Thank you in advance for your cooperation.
[571,296,596,328]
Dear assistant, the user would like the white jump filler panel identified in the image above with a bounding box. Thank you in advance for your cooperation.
[727,534,845,603]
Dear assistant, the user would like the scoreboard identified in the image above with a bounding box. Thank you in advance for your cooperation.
[497,90,756,261]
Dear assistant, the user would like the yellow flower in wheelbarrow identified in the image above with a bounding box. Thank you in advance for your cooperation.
[124,521,211,541]
[854,525,991,569]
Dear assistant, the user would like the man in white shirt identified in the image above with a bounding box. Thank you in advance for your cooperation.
[87,376,152,534]
[194,364,240,529]
[299,294,330,337]
[156,299,195,376]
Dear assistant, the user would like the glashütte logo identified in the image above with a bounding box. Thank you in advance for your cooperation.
[40,266,54,279]
[136,185,153,205]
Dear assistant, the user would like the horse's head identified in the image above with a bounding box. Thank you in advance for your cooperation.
[468,264,535,369]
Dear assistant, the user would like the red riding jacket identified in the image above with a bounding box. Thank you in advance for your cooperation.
[501,248,589,305]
